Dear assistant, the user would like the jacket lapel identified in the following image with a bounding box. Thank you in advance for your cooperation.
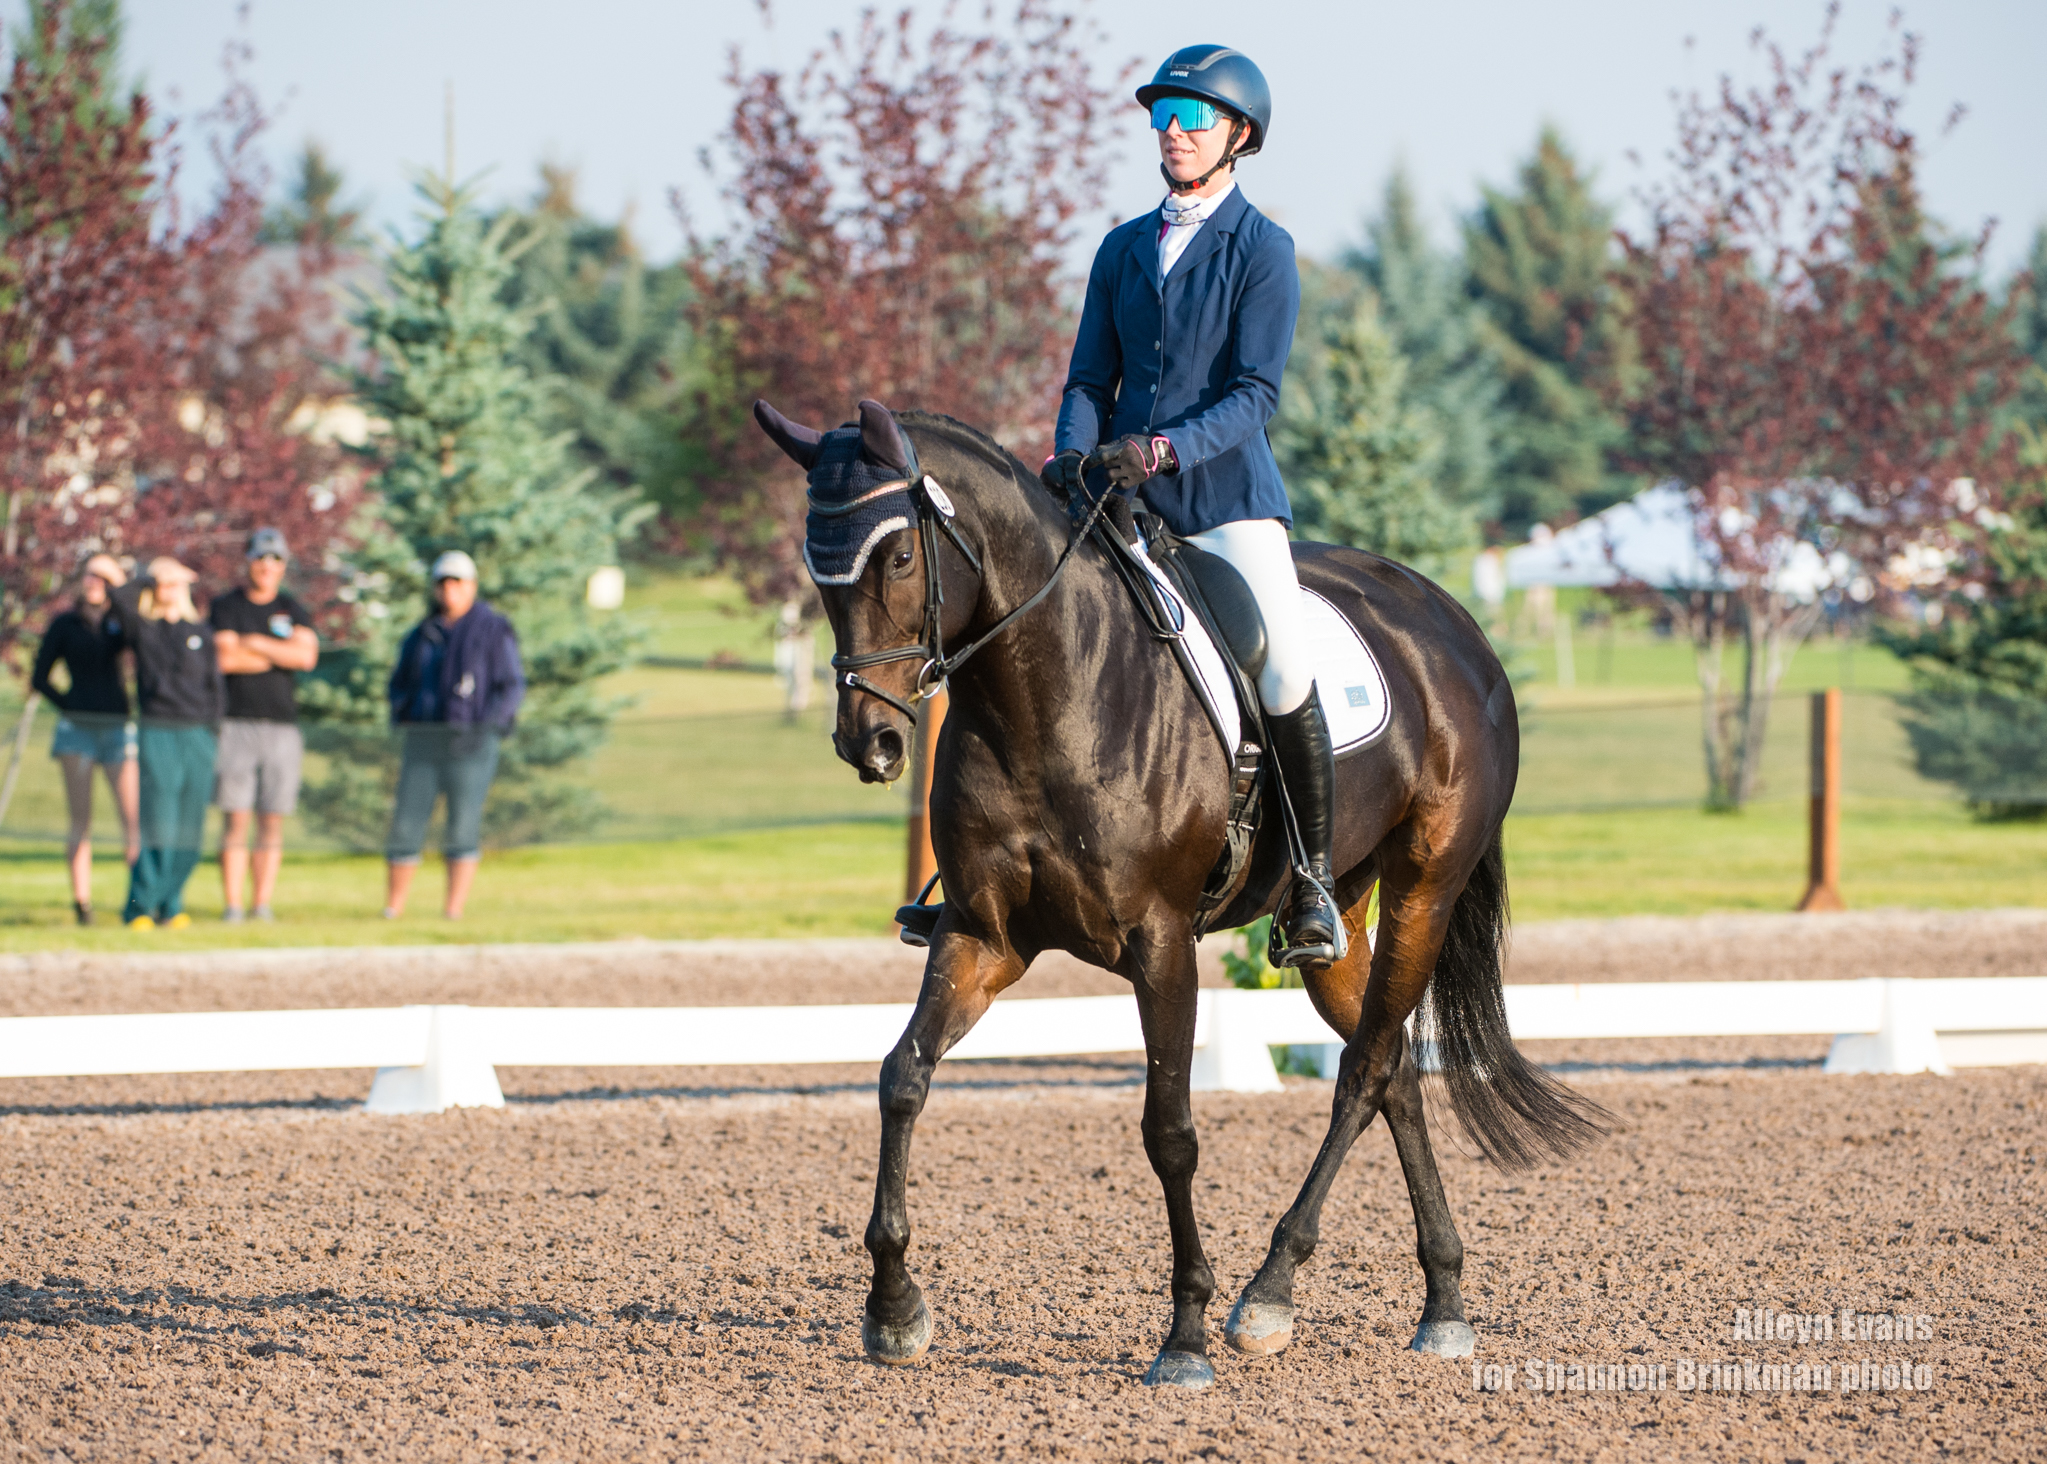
[1165,186,1250,287]
[1138,206,1165,293]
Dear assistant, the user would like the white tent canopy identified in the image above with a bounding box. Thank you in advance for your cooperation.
[1502,484,1842,601]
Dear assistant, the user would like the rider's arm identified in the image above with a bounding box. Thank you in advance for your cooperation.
[1053,243,1124,456]
[1156,226,1299,472]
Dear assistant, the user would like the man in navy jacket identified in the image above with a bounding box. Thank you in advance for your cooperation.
[382,550,524,921]
[1047,44,1343,971]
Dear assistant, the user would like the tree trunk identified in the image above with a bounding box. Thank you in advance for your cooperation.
[0,690,41,827]
[1728,591,1825,806]
[1675,589,1824,810]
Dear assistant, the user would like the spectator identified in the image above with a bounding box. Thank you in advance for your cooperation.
[30,559,141,924]
[85,553,223,931]
[210,528,319,922]
[382,551,523,920]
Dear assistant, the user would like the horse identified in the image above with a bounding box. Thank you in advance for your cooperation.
[755,397,1606,1390]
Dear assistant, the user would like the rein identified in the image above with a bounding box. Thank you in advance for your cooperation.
[826,430,1114,726]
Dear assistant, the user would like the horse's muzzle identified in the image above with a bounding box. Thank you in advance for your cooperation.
[835,721,909,785]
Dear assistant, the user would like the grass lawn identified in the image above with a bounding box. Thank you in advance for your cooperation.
[0,823,907,953]
[3,792,2039,952]
[0,568,2034,949]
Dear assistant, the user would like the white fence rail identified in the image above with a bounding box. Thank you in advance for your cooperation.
[0,978,2042,1115]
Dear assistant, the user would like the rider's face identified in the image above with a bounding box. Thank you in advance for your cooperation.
[1157,112,1236,188]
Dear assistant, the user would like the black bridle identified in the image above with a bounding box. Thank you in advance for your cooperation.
[824,430,1113,726]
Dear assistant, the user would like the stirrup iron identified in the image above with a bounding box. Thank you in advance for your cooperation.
[895,873,943,948]
[1270,865,1348,970]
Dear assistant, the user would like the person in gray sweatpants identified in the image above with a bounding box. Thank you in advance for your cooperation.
[211,527,319,921]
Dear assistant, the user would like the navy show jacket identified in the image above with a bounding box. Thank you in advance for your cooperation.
[1053,186,1301,536]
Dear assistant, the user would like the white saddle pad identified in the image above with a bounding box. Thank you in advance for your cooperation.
[1136,549,1392,755]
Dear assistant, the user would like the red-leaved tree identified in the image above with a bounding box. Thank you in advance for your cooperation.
[1610,5,2030,808]
[0,4,362,672]
[680,1,1131,608]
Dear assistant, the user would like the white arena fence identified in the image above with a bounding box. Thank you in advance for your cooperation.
[0,977,2043,1114]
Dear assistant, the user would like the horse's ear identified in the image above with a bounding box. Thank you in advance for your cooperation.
[754,400,824,469]
[857,399,913,474]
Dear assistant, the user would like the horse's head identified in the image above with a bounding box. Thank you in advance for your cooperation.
[756,396,977,785]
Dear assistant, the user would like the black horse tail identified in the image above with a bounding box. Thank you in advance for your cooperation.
[1415,828,1611,1169]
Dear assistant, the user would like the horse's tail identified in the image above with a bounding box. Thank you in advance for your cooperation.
[1416,828,1611,1169]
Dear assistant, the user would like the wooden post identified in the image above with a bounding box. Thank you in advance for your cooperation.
[1796,688,1845,912]
[903,689,947,903]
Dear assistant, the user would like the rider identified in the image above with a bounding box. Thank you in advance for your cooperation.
[1043,43,1339,969]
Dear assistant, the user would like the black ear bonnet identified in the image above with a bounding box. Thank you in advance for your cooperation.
[801,401,926,586]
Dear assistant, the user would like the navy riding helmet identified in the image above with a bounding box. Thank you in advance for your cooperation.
[1136,44,1271,155]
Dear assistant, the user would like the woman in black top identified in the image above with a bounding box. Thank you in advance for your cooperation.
[30,562,141,924]
[84,553,223,930]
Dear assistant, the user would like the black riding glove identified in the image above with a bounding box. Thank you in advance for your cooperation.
[1039,449,1086,499]
[1098,434,1178,491]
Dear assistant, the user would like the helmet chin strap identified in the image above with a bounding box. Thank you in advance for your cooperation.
[1160,120,1244,196]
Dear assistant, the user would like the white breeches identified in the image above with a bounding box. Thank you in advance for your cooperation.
[1186,518,1316,715]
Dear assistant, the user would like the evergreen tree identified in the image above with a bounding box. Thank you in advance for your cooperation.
[1464,127,1635,536]
[503,165,705,526]
[1277,289,1469,568]
[260,140,365,249]
[1348,168,1504,525]
[1882,490,2047,816]
[11,0,122,111]
[298,177,648,848]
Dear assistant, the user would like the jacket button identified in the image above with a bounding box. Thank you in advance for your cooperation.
[1154,341,1161,350]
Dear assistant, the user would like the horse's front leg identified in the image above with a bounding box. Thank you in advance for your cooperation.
[863,927,1022,1366]
[1128,930,1217,1389]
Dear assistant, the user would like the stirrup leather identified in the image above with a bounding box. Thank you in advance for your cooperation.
[1269,866,1349,970]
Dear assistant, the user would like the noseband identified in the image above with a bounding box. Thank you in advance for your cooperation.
[823,426,1114,726]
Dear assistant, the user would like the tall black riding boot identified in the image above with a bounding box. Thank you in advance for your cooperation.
[1267,694,1343,969]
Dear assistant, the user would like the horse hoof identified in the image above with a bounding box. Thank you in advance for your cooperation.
[862,1301,933,1366]
[1143,1349,1215,1390]
[1223,1298,1295,1356]
[1410,1321,1476,1358]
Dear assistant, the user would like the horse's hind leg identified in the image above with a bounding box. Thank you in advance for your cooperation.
[862,929,1023,1366]
[1222,888,1379,1357]
[1226,850,1470,1358]
[1380,1031,1474,1356]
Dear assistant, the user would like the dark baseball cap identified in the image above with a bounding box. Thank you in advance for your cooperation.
[246,527,289,560]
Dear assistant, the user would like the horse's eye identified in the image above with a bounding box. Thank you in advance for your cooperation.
[891,546,914,570]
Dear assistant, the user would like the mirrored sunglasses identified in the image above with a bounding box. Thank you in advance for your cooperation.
[1150,96,1221,133]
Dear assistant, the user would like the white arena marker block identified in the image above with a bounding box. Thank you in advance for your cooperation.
[1823,979,1952,1077]
[1190,989,1285,1093]
[364,1006,506,1114]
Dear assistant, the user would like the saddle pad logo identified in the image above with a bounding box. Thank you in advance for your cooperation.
[1345,685,1374,708]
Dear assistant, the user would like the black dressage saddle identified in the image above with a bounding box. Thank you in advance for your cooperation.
[896,501,1277,946]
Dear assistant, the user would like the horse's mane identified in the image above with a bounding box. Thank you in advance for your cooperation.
[897,411,1037,492]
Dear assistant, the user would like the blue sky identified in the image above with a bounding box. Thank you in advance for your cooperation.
[107,0,2047,275]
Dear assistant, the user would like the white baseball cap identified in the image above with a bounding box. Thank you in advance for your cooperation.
[430,550,478,582]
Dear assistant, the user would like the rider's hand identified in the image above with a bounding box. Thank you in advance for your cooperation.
[1039,449,1086,500]
[1098,435,1177,491]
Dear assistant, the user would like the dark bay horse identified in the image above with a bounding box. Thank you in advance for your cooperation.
[757,399,1605,1389]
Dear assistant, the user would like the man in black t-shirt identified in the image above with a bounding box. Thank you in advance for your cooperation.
[211,528,319,921]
